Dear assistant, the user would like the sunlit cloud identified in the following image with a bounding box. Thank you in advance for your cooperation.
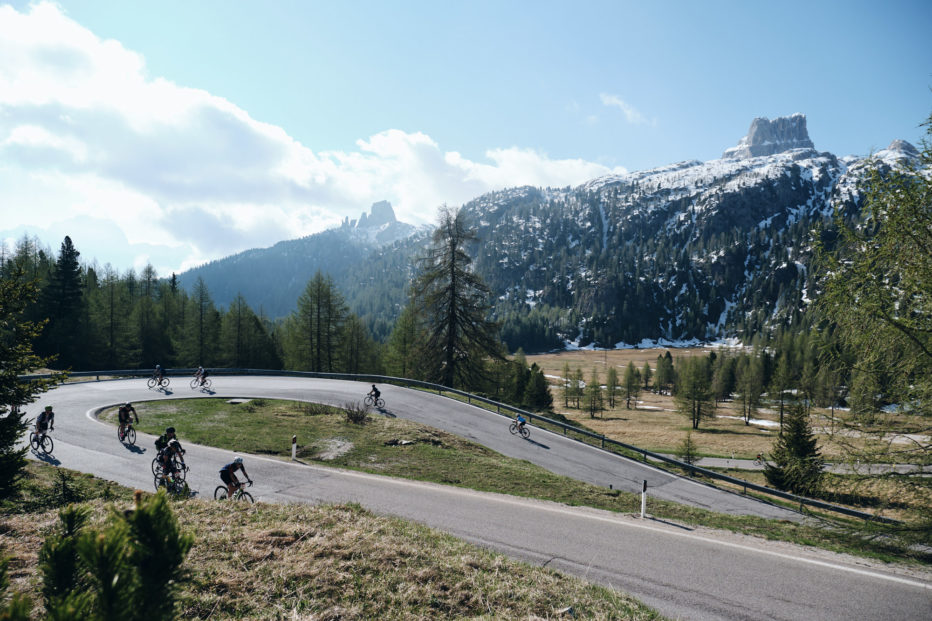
[600,93,652,126]
[0,3,625,274]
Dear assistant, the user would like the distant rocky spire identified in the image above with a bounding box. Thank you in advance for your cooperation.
[722,114,815,159]
[356,200,397,229]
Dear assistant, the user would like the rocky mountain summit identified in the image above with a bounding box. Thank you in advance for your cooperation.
[722,114,816,159]
[340,201,416,245]
[177,115,919,350]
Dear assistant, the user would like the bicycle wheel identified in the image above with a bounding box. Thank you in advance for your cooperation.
[364,396,374,407]
[29,432,39,451]
[237,491,254,503]
[151,457,160,476]
[154,475,165,491]
[214,485,229,500]
[125,427,136,445]
[509,423,518,435]
[519,426,530,439]
[160,377,170,388]
[190,377,199,389]
[40,435,53,453]
[376,398,385,408]
[202,378,212,389]
[147,377,157,389]
[173,460,187,482]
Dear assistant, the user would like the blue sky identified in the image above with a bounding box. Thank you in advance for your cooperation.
[1,0,930,275]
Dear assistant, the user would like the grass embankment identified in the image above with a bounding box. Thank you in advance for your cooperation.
[101,399,931,565]
[2,462,663,620]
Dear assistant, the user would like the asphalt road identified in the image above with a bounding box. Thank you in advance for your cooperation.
[24,377,932,621]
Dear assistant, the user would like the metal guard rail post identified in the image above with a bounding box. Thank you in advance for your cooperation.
[25,368,899,524]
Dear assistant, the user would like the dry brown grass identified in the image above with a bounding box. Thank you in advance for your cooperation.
[1,498,664,620]
[527,348,916,462]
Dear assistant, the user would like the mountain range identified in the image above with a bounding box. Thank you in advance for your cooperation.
[177,115,919,351]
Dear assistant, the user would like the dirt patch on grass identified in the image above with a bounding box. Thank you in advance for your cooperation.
[315,438,354,461]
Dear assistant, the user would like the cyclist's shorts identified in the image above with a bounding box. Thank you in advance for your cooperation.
[220,469,233,485]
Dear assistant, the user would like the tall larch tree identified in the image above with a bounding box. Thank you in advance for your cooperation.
[410,205,502,389]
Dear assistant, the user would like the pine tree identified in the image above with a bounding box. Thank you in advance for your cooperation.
[674,356,714,429]
[39,236,85,368]
[385,305,423,379]
[572,368,584,409]
[641,360,652,391]
[561,362,572,408]
[586,367,603,417]
[764,401,824,495]
[288,272,348,372]
[0,266,60,499]
[605,366,619,409]
[623,361,641,409]
[411,206,502,389]
[524,363,553,411]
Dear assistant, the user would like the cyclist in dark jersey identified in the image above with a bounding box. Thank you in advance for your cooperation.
[118,402,137,440]
[219,457,252,498]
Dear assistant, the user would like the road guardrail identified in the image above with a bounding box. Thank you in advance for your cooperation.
[24,367,899,523]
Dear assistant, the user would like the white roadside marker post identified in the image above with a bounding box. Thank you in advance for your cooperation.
[641,480,647,518]
[291,435,297,460]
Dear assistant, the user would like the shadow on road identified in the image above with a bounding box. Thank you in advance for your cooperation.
[525,438,550,450]
[32,450,61,466]
[647,516,694,531]
[122,443,146,455]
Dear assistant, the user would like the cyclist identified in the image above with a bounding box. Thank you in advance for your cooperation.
[118,402,138,440]
[219,457,252,499]
[368,384,381,402]
[515,414,527,433]
[155,426,180,452]
[198,367,209,386]
[156,439,185,484]
[36,405,55,440]
[153,364,164,385]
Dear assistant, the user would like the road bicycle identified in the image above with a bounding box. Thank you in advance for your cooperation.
[753,453,766,467]
[29,429,54,454]
[509,421,530,439]
[364,394,385,408]
[147,376,170,390]
[214,480,254,503]
[190,377,212,390]
[154,473,187,496]
[118,423,137,445]
[152,455,188,481]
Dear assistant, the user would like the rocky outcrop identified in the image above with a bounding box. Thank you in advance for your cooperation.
[722,114,815,159]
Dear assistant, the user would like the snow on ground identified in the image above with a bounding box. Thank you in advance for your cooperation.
[719,415,780,428]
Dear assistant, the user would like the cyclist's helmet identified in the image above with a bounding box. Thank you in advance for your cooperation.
[45,405,52,411]
[169,439,180,447]
[125,402,132,407]
[166,426,175,434]
[234,456,243,464]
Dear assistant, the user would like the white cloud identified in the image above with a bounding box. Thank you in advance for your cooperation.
[0,3,625,274]
[600,93,651,125]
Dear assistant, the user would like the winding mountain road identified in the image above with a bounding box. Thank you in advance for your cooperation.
[26,377,932,621]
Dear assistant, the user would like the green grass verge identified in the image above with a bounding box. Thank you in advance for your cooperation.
[101,398,931,565]
[3,463,664,620]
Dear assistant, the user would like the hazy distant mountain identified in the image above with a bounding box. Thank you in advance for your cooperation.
[176,201,422,334]
[177,116,918,351]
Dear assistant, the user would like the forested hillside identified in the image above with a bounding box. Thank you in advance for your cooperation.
[170,115,920,353]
